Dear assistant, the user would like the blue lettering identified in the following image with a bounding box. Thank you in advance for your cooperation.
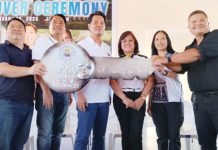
[12,1,18,15]
[43,1,50,16]
[61,2,67,15]
[30,1,109,17]
[0,2,1,14]
[33,1,42,16]
[101,2,108,15]
[20,2,29,15]
[52,1,59,15]
[69,2,80,16]
[82,2,89,16]
[91,2,98,13]
[4,1,10,16]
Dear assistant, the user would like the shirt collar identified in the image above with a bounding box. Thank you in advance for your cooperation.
[5,40,11,45]
[192,31,211,46]
[87,36,103,46]
[49,35,58,44]
[5,40,29,50]
[121,53,135,58]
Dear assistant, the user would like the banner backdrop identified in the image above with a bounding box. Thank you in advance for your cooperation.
[0,0,112,43]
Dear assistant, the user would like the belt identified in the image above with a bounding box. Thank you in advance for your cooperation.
[122,88,142,92]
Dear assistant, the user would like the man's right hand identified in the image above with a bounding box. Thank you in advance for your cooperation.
[42,89,54,109]
[29,63,46,76]
[77,93,88,112]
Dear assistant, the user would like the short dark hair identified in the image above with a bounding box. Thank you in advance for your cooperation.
[188,10,208,20]
[151,30,175,55]
[50,14,67,25]
[25,22,37,33]
[6,18,26,30]
[118,31,139,57]
[87,11,106,24]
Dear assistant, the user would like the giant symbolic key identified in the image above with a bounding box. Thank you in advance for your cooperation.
[41,42,154,92]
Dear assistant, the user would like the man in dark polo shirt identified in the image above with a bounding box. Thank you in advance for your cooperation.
[152,10,218,150]
[0,18,45,150]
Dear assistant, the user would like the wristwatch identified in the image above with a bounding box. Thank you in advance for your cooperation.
[162,70,168,76]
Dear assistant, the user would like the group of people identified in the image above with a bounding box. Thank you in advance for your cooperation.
[0,14,73,150]
[0,9,218,150]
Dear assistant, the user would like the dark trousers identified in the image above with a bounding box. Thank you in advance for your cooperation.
[151,102,184,150]
[192,92,218,150]
[113,92,145,150]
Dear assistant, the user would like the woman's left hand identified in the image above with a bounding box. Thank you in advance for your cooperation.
[133,97,145,111]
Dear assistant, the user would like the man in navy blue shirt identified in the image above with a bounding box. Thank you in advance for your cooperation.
[0,18,45,150]
[152,10,218,150]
